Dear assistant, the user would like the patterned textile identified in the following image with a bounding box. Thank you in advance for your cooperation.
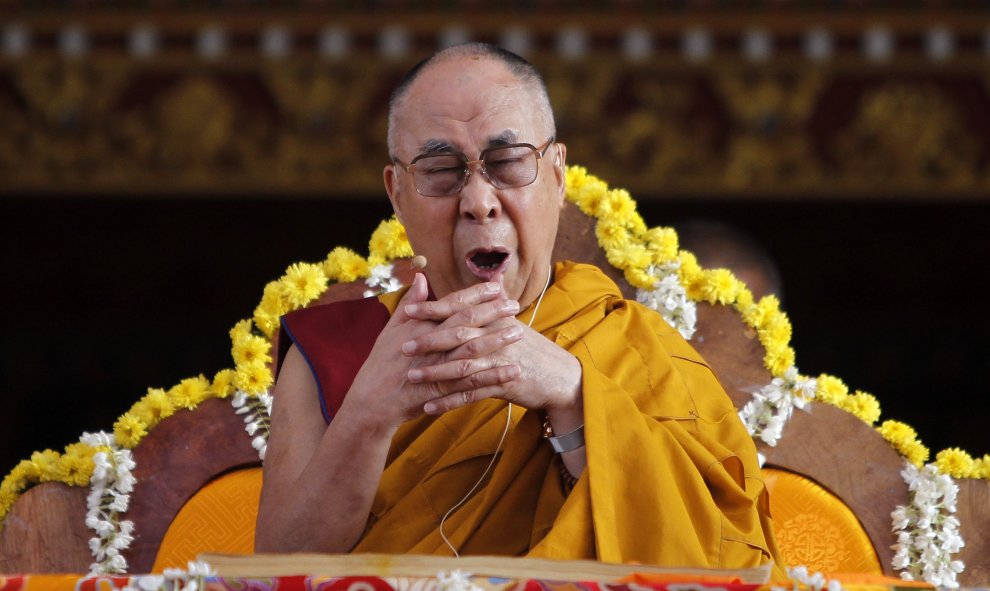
[153,468,263,572]
[0,575,763,591]
[0,572,945,591]
[763,468,881,574]
[151,466,885,576]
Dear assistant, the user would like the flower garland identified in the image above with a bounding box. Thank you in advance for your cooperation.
[891,462,965,588]
[773,566,845,591]
[2,167,987,583]
[80,431,136,575]
[738,367,818,455]
[436,570,482,591]
[232,391,273,461]
[635,261,697,340]
[122,560,215,591]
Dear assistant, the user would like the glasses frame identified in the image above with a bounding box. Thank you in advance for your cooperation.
[392,136,556,197]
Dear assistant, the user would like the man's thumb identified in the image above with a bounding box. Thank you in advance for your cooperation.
[394,273,428,321]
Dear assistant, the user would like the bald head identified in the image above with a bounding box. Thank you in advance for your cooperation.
[386,43,556,157]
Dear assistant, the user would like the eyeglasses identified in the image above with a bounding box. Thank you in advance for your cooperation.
[392,137,555,197]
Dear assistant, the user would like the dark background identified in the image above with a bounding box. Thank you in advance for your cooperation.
[2,196,988,477]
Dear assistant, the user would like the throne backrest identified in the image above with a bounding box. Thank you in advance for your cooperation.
[2,200,987,585]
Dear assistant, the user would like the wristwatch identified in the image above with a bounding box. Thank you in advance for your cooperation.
[541,415,586,453]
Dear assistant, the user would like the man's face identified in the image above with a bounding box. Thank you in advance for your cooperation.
[384,56,567,308]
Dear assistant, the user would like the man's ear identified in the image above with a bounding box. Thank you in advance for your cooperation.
[383,164,404,223]
[553,142,568,207]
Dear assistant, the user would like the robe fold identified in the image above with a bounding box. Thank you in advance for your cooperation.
[279,261,783,571]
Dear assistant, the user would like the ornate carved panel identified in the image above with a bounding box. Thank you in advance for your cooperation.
[1,8,988,198]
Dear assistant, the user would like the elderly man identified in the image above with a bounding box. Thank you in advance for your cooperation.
[256,43,781,571]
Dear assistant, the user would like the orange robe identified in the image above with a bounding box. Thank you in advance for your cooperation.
[289,261,782,570]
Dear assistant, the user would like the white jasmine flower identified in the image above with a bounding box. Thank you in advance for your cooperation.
[107,554,128,572]
[91,452,111,481]
[636,263,696,340]
[436,570,480,591]
[81,431,115,448]
[186,560,216,577]
[108,490,130,512]
[890,460,966,587]
[137,575,165,591]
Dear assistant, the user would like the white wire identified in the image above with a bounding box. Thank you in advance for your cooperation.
[438,263,553,557]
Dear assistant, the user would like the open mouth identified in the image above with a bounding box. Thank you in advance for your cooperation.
[471,251,508,270]
[466,249,510,280]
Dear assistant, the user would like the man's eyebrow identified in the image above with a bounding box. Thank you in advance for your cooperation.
[486,131,518,147]
[418,139,454,154]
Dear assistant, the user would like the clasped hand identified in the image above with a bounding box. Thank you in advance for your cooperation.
[347,273,582,432]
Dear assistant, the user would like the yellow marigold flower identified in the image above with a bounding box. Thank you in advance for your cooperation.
[595,219,631,251]
[564,165,588,193]
[839,391,882,425]
[699,268,742,305]
[131,387,175,426]
[742,295,782,331]
[567,168,609,216]
[596,189,638,225]
[815,374,849,406]
[677,250,701,280]
[113,412,148,449]
[232,332,273,367]
[236,359,274,395]
[684,277,707,302]
[58,456,93,487]
[30,450,65,483]
[902,440,930,467]
[169,375,212,411]
[211,368,237,398]
[8,459,40,490]
[626,212,647,236]
[605,242,651,271]
[677,252,707,300]
[324,247,370,283]
[229,318,253,343]
[59,442,96,486]
[972,455,990,480]
[765,312,792,341]
[281,262,328,309]
[733,286,756,316]
[877,419,917,446]
[624,266,657,290]
[0,489,16,519]
[764,346,795,377]
[368,217,414,262]
[643,227,679,265]
[758,314,793,356]
[253,286,286,339]
[936,447,975,478]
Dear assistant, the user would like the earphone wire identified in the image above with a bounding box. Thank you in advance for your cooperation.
[438,263,553,557]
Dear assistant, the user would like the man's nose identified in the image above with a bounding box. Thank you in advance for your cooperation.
[458,166,501,222]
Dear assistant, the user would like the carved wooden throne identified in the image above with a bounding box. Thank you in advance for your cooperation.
[2,199,988,585]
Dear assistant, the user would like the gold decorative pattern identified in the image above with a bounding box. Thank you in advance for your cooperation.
[152,467,262,573]
[2,11,989,198]
[763,468,883,574]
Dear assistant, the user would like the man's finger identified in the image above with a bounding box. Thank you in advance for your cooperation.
[392,273,430,323]
[403,281,503,321]
[402,320,523,357]
[421,373,518,415]
[419,366,521,413]
[408,356,495,383]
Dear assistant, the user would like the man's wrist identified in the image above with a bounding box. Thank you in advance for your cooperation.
[544,354,584,442]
